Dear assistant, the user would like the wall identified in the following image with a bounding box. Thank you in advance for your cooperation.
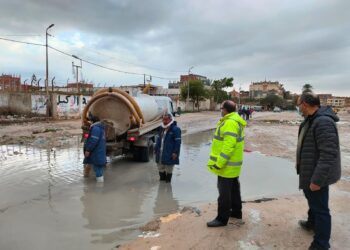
[9,93,32,114]
[31,95,47,115]
[0,93,9,113]
[0,92,31,114]
[56,94,91,117]
[176,99,211,112]
[0,92,91,117]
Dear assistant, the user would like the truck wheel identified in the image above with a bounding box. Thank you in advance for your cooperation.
[139,140,153,162]
[133,147,141,161]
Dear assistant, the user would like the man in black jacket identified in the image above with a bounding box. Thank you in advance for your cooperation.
[296,92,341,250]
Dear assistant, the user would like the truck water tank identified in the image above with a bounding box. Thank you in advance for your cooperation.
[85,89,172,138]
[134,94,161,122]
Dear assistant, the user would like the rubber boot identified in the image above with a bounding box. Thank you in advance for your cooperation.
[159,172,166,181]
[96,176,104,183]
[165,173,172,183]
[84,164,91,178]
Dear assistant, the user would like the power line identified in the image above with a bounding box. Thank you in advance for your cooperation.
[0,34,43,37]
[0,37,44,46]
[51,36,185,74]
[0,36,179,81]
[49,45,178,80]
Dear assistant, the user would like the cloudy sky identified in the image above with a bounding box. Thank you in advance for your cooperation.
[0,0,349,95]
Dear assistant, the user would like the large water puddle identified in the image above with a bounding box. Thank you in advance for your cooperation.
[0,130,298,250]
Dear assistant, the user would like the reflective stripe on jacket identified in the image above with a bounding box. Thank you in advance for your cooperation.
[207,112,246,178]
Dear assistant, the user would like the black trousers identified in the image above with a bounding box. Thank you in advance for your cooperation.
[303,186,331,249]
[216,176,242,224]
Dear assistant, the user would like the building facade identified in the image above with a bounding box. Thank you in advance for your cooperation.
[179,74,210,86]
[326,97,346,108]
[318,94,333,106]
[249,81,284,99]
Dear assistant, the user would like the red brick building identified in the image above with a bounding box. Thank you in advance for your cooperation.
[0,74,21,91]
[180,74,207,82]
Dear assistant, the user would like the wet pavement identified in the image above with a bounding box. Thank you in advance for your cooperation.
[0,131,298,250]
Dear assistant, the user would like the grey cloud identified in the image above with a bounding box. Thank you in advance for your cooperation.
[0,0,349,94]
[0,0,176,36]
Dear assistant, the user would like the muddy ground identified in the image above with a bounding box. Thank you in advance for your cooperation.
[1,111,350,249]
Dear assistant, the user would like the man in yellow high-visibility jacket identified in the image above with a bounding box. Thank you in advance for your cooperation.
[207,100,247,227]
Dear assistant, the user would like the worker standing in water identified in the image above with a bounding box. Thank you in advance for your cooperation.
[155,113,181,183]
[83,112,107,183]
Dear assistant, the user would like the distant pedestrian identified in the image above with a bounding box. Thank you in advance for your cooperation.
[207,100,246,227]
[83,112,107,183]
[249,108,253,118]
[296,92,341,250]
[155,113,181,183]
[244,108,250,120]
[238,107,243,118]
[241,107,247,120]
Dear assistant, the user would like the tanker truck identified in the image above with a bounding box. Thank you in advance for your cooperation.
[81,88,176,162]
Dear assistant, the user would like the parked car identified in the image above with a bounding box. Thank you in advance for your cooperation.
[273,107,282,112]
[252,105,263,112]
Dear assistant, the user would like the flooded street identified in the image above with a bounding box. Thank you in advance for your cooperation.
[0,130,298,250]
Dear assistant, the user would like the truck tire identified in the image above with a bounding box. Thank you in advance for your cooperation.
[139,147,149,162]
[133,146,141,161]
[140,140,154,162]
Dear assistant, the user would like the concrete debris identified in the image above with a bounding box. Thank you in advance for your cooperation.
[138,232,161,239]
[181,206,201,216]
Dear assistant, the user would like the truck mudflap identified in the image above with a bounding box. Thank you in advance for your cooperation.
[106,142,124,157]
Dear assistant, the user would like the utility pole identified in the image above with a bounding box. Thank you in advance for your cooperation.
[72,55,82,94]
[45,24,54,117]
[66,78,69,92]
[187,66,194,109]
[51,77,55,92]
[148,75,152,95]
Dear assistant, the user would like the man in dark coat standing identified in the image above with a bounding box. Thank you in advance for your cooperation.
[155,113,181,183]
[296,92,341,250]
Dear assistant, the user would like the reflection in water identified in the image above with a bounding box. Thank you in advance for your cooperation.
[176,130,299,203]
[79,158,179,246]
[153,183,179,216]
[182,129,214,147]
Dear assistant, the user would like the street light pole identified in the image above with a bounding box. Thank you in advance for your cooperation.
[72,55,82,94]
[187,66,194,108]
[45,23,54,117]
[238,84,241,107]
